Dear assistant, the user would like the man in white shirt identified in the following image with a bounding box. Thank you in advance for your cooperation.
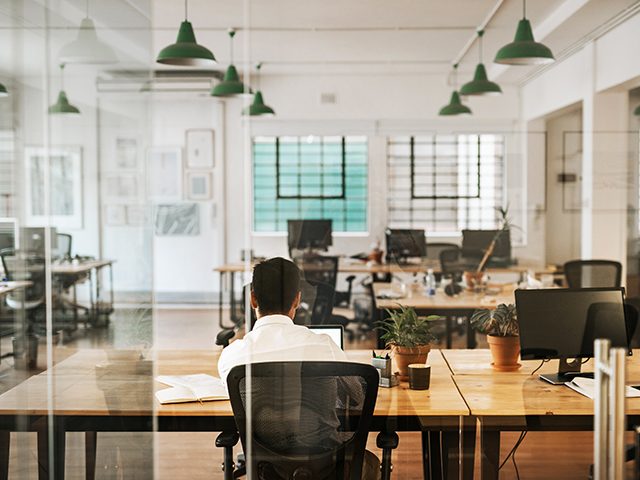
[217,257,379,479]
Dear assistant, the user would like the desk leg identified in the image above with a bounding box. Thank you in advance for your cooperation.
[37,418,66,480]
[480,430,499,480]
[460,416,476,480]
[423,431,442,480]
[466,317,477,349]
[218,272,225,329]
[0,430,9,480]
[445,318,453,349]
[85,432,96,480]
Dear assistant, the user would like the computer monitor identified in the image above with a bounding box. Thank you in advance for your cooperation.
[385,229,426,262]
[516,288,629,384]
[461,229,511,259]
[308,325,344,350]
[0,220,16,251]
[20,227,58,255]
[287,220,332,252]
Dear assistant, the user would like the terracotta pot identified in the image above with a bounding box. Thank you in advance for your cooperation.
[463,271,485,291]
[393,345,430,380]
[487,335,521,371]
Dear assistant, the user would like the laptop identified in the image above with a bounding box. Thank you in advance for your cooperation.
[308,325,344,350]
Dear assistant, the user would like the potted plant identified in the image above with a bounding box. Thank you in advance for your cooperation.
[464,205,516,290]
[377,305,439,380]
[471,303,521,371]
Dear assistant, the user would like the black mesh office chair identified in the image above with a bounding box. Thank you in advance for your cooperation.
[224,361,382,480]
[563,260,622,288]
[0,248,46,321]
[439,246,463,278]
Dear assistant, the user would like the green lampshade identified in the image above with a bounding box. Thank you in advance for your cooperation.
[0,83,8,97]
[156,21,216,66]
[211,64,251,97]
[243,91,275,116]
[438,91,471,116]
[494,18,554,65]
[460,64,502,96]
[634,105,640,116]
[48,91,80,115]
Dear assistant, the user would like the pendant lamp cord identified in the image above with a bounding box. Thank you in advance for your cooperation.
[85,0,89,17]
[523,0,526,18]
[452,63,458,88]
[60,63,65,91]
[256,63,262,90]
[478,30,484,62]
[184,0,188,20]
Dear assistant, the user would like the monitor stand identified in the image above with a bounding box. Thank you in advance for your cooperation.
[540,357,590,385]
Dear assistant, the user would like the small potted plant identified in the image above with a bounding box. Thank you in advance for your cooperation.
[471,303,520,371]
[377,305,439,380]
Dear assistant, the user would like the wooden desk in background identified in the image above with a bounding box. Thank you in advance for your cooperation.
[0,348,468,480]
[373,283,514,349]
[441,349,640,479]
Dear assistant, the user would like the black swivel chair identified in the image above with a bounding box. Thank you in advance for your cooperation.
[563,259,622,288]
[223,361,388,480]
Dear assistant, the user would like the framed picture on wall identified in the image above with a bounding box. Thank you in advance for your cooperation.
[147,147,182,202]
[104,174,140,203]
[186,129,214,168]
[186,171,212,200]
[115,137,138,170]
[104,205,127,226]
[154,203,200,236]
[25,146,83,229]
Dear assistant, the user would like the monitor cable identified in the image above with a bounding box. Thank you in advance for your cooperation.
[530,358,549,376]
[498,431,528,479]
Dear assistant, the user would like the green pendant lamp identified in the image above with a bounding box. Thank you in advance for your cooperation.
[59,0,117,64]
[494,0,554,65]
[243,64,275,116]
[49,64,80,115]
[460,30,502,96]
[0,83,8,97]
[211,29,250,97]
[439,65,472,116]
[156,0,216,66]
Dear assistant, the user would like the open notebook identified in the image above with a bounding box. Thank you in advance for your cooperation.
[565,377,640,400]
[155,374,229,405]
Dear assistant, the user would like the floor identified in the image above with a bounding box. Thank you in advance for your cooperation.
[0,307,614,479]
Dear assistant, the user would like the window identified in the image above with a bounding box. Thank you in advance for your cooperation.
[253,135,368,232]
[387,134,505,234]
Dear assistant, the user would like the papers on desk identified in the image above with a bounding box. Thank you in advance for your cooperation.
[565,377,640,400]
[155,374,229,405]
[376,289,405,300]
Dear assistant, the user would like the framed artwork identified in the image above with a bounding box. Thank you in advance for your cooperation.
[126,205,149,226]
[104,174,139,202]
[186,129,214,168]
[186,172,212,200]
[147,147,182,202]
[104,205,126,226]
[115,138,138,170]
[154,203,200,236]
[25,146,83,229]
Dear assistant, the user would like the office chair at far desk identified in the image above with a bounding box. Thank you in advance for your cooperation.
[563,259,622,288]
[219,361,392,480]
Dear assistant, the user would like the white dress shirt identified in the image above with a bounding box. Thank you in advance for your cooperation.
[217,314,347,386]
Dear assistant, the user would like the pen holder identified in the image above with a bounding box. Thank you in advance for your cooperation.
[372,357,399,388]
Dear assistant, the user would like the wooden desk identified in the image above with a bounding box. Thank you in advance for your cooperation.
[0,348,468,479]
[373,284,514,350]
[52,259,115,326]
[0,281,32,296]
[441,349,640,479]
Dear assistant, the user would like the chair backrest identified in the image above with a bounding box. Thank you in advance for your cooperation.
[0,248,46,302]
[426,242,459,262]
[227,361,379,480]
[295,280,336,326]
[439,246,462,275]
[55,233,72,259]
[563,260,622,288]
[298,255,339,290]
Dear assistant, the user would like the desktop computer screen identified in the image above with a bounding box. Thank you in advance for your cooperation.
[461,229,511,259]
[287,220,333,252]
[0,220,15,251]
[516,287,628,384]
[385,229,426,261]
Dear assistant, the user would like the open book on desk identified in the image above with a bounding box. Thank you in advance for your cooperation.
[155,374,229,405]
[565,376,640,400]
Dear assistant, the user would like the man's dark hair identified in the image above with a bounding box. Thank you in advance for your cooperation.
[251,257,301,315]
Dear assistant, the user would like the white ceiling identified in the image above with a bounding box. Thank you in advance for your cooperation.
[0,0,638,85]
